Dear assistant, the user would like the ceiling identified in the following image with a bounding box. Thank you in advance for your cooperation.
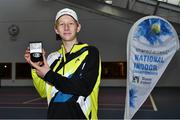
[97,0,180,24]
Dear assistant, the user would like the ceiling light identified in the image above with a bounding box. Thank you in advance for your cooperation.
[104,0,112,4]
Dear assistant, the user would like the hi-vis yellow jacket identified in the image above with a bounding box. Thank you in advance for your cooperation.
[31,43,101,119]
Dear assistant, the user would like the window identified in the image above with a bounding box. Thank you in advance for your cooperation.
[0,63,12,79]
[16,63,31,79]
[102,62,127,79]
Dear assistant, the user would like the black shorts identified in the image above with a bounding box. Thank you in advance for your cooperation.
[47,101,86,119]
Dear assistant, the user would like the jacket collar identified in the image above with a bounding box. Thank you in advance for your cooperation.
[58,43,88,61]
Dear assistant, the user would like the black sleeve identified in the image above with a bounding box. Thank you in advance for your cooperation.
[43,46,100,97]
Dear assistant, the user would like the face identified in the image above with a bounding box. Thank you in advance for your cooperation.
[55,15,81,42]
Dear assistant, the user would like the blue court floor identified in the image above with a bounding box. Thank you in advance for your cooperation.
[0,87,179,119]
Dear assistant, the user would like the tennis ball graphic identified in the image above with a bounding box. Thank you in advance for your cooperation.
[151,23,161,34]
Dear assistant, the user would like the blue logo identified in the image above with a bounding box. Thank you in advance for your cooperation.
[135,18,173,45]
[129,88,137,108]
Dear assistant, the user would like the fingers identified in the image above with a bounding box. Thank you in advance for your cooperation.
[42,49,46,56]
[25,47,49,72]
[24,47,30,64]
[42,53,49,67]
[30,60,41,70]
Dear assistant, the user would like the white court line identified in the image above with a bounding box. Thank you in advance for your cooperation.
[0,103,152,111]
[0,102,44,105]
[22,97,42,104]
[0,106,47,109]
[1,96,157,112]
[150,94,158,111]
[0,106,153,111]
[99,103,122,106]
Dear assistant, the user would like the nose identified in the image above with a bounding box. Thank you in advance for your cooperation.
[64,24,69,31]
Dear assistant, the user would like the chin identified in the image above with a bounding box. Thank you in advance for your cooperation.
[62,36,76,41]
[63,38,74,41]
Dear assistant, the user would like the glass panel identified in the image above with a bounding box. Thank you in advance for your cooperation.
[165,0,180,6]
[16,63,31,79]
[0,63,12,79]
[102,62,127,79]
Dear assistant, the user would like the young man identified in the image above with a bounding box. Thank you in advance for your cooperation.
[24,8,101,119]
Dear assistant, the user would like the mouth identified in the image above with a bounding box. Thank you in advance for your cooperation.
[64,33,71,35]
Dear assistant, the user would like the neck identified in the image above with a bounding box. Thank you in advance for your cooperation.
[62,40,78,53]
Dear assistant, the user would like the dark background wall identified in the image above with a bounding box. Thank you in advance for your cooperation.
[0,0,179,87]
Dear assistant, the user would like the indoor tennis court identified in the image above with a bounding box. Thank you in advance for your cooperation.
[0,0,180,119]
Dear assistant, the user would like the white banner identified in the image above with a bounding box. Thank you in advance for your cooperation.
[124,16,179,119]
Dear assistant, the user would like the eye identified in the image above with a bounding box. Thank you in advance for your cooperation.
[58,23,64,26]
[69,22,75,25]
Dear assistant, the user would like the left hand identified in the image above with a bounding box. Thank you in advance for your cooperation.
[30,52,50,78]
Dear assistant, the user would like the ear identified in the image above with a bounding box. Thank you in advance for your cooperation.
[77,23,81,33]
[54,26,59,34]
